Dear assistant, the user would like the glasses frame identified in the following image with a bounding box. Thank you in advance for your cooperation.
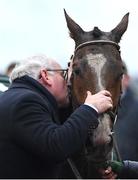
[46,69,68,80]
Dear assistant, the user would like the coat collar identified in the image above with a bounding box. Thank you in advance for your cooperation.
[9,75,58,110]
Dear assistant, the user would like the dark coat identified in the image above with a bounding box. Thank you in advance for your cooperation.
[0,75,99,178]
[119,160,138,179]
[114,87,138,161]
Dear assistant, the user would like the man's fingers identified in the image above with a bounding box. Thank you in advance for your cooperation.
[101,90,112,97]
[109,103,113,110]
[87,90,112,97]
[104,166,112,173]
[106,96,113,103]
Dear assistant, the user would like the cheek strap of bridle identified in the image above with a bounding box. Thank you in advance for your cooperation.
[108,88,123,163]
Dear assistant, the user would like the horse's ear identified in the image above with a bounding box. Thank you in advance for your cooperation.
[111,13,129,43]
[64,9,84,42]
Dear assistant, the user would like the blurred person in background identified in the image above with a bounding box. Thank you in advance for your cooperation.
[114,61,138,161]
[0,62,17,93]
[5,62,17,77]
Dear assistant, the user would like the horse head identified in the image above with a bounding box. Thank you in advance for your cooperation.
[64,10,129,174]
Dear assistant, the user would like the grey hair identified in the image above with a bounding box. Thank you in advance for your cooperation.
[10,54,59,82]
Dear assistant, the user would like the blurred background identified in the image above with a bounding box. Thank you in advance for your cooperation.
[0,0,138,78]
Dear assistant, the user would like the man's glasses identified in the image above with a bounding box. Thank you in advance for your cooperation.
[47,69,68,80]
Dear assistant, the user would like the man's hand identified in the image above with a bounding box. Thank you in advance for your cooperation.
[85,90,113,113]
[99,166,117,179]
[98,160,124,179]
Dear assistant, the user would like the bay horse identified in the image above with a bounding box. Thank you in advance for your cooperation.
[64,10,129,178]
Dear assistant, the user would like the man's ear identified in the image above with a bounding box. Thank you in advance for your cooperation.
[40,69,52,86]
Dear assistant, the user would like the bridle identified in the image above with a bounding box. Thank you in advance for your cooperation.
[74,40,120,53]
[66,40,122,179]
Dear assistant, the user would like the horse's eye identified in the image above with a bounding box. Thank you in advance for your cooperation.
[73,68,80,75]
[119,73,123,79]
[116,73,123,80]
[121,73,123,78]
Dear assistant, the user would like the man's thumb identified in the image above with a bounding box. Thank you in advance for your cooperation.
[87,91,92,96]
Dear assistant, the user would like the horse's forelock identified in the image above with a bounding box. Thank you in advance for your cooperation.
[92,27,102,38]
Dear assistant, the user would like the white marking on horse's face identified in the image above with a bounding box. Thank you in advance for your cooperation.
[86,53,107,91]
[86,53,112,146]
[92,114,112,145]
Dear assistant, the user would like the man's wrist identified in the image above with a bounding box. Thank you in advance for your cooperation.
[84,103,98,113]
